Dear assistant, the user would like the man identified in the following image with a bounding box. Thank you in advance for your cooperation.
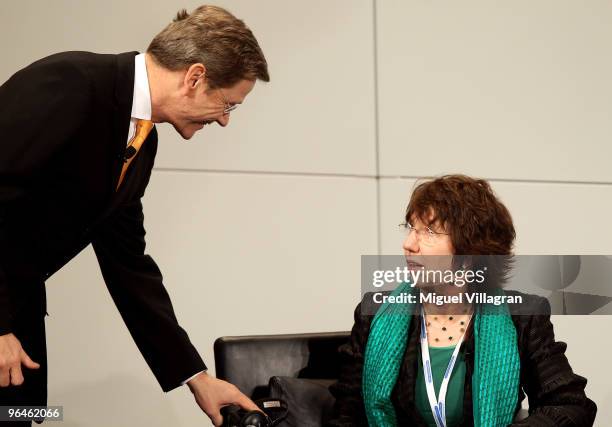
[0,5,269,426]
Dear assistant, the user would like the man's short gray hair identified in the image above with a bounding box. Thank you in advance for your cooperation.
[148,5,269,88]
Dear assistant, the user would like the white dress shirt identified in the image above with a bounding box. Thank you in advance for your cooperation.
[127,53,152,144]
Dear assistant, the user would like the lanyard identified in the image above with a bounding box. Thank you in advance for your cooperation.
[419,307,472,427]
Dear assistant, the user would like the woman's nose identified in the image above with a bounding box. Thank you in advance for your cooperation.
[403,230,419,253]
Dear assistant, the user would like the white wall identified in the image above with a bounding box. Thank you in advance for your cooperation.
[1,1,611,425]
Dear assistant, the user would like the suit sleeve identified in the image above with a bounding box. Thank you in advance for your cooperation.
[0,58,91,335]
[325,302,372,427]
[91,199,207,392]
[510,298,597,426]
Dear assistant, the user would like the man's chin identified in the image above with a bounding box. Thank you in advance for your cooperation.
[173,124,198,140]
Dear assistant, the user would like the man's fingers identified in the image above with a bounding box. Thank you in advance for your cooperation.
[234,393,259,412]
[0,333,35,387]
[209,411,223,427]
[9,366,24,386]
[0,367,9,387]
[20,351,40,370]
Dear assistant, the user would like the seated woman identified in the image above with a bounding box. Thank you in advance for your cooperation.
[326,175,596,427]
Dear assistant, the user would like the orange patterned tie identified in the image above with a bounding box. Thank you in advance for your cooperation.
[116,119,154,191]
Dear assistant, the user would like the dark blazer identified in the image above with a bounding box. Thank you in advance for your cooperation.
[0,51,206,403]
[326,292,597,426]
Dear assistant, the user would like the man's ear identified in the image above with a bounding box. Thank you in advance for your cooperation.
[184,63,208,89]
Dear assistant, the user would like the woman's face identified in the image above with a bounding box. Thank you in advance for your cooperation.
[403,213,455,287]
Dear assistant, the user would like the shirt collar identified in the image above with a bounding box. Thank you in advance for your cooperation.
[130,53,152,121]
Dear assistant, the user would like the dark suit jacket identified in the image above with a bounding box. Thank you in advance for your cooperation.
[0,51,206,400]
[326,292,597,426]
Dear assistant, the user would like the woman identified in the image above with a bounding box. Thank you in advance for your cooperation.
[326,175,596,427]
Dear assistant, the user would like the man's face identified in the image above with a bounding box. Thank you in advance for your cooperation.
[172,77,255,140]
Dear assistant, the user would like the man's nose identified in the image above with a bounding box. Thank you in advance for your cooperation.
[217,114,230,127]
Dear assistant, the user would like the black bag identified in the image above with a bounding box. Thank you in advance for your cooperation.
[221,397,289,427]
[268,376,336,427]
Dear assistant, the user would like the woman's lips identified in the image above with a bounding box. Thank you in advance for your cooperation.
[406,261,424,269]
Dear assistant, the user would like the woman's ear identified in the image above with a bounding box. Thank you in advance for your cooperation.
[453,254,472,270]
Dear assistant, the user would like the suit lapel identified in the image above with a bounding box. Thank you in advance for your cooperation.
[110,51,138,196]
[89,51,138,229]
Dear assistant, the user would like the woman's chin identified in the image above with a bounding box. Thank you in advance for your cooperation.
[417,282,444,292]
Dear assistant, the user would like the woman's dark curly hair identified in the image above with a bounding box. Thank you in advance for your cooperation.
[405,174,516,289]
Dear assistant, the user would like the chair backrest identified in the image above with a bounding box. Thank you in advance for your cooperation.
[214,331,350,398]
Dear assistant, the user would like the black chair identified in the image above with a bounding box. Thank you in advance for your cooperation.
[214,331,350,399]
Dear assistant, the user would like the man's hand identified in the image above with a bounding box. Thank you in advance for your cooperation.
[0,333,40,387]
[187,372,260,426]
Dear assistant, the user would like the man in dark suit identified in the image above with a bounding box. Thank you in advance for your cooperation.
[0,5,269,426]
